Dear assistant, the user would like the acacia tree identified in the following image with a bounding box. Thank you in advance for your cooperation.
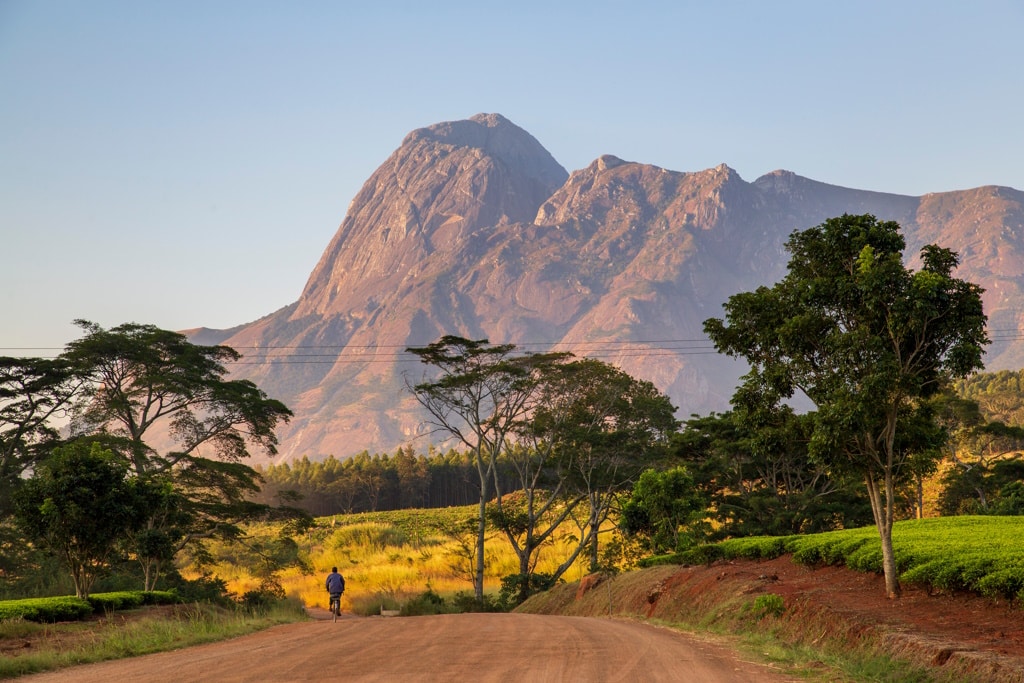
[60,320,297,589]
[64,321,291,478]
[0,357,81,580]
[676,409,872,537]
[704,214,988,598]
[405,336,567,601]
[519,358,679,576]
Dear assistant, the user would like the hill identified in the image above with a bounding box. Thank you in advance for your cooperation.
[192,113,1024,462]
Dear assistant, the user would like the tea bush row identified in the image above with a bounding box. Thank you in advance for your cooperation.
[712,517,1024,602]
[0,590,179,623]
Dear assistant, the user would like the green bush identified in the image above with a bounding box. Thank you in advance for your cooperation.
[498,573,557,609]
[401,588,449,616]
[449,591,503,613]
[239,580,286,613]
[139,590,179,605]
[750,593,785,618]
[89,591,145,612]
[976,566,1024,600]
[0,596,92,622]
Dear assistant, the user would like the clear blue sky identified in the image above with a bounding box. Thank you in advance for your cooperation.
[2,1,1022,353]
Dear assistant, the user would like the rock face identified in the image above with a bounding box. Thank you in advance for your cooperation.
[195,114,1024,463]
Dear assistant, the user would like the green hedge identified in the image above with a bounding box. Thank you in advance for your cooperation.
[0,590,179,623]
[0,596,93,622]
[707,517,1024,602]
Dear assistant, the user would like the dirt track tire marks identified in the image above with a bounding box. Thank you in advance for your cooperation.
[19,613,798,682]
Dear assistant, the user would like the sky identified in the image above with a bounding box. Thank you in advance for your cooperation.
[2,1,1022,354]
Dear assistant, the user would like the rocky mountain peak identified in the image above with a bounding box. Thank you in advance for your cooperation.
[198,114,1024,463]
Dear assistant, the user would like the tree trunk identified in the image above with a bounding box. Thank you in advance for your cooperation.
[475,494,486,601]
[865,474,901,599]
[588,495,601,571]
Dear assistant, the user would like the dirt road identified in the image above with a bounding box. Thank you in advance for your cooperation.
[19,611,797,682]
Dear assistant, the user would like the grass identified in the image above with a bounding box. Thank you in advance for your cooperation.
[202,503,598,614]
[0,600,308,679]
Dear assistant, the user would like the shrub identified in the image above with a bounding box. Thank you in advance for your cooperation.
[498,573,557,609]
[750,593,785,618]
[449,591,503,613]
[401,588,449,616]
[88,591,145,612]
[0,596,93,622]
[170,574,233,606]
[239,580,287,613]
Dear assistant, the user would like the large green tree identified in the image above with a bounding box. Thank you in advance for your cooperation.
[14,441,157,599]
[491,358,678,603]
[64,320,291,477]
[704,214,988,598]
[619,467,705,554]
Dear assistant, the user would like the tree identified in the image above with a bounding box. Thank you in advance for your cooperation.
[60,321,298,589]
[676,409,872,537]
[704,214,988,598]
[507,358,679,584]
[14,441,156,599]
[405,336,568,600]
[933,393,1024,515]
[0,357,81,581]
[619,467,705,554]
[64,321,291,478]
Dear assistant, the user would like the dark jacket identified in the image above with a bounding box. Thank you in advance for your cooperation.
[326,571,346,594]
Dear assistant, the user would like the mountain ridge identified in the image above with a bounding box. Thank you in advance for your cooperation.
[192,114,1024,462]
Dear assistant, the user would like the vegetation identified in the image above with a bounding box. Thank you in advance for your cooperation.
[675,410,874,536]
[404,337,677,604]
[196,504,598,616]
[712,516,1024,601]
[705,214,989,598]
[0,321,308,599]
[619,467,705,554]
[0,591,177,622]
[13,442,159,599]
[0,599,307,679]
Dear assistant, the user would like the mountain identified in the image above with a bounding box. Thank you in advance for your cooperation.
[193,113,1024,463]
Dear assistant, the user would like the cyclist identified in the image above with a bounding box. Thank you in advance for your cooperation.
[326,566,346,617]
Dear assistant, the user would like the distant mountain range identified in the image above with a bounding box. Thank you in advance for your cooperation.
[187,113,1024,463]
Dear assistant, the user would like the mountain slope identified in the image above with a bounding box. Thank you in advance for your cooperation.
[198,114,1024,462]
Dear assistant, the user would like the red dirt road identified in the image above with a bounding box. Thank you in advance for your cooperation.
[18,611,798,682]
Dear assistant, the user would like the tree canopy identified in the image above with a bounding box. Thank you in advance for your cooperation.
[14,441,157,599]
[704,214,988,598]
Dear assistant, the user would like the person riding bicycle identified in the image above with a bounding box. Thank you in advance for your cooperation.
[326,567,346,615]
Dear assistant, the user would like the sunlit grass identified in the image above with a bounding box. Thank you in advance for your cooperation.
[202,504,599,612]
[0,602,307,679]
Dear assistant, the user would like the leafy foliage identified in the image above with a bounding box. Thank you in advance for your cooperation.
[676,410,872,537]
[13,441,160,599]
[0,590,177,622]
[704,214,988,598]
[715,517,1024,602]
[620,467,705,554]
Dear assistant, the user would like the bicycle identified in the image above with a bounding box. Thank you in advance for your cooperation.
[329,592,343,622]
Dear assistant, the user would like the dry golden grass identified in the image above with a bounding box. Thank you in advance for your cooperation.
[202,507,599,612]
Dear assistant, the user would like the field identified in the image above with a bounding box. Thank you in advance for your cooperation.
[205,504,598,613]
[6,513,1024,681]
